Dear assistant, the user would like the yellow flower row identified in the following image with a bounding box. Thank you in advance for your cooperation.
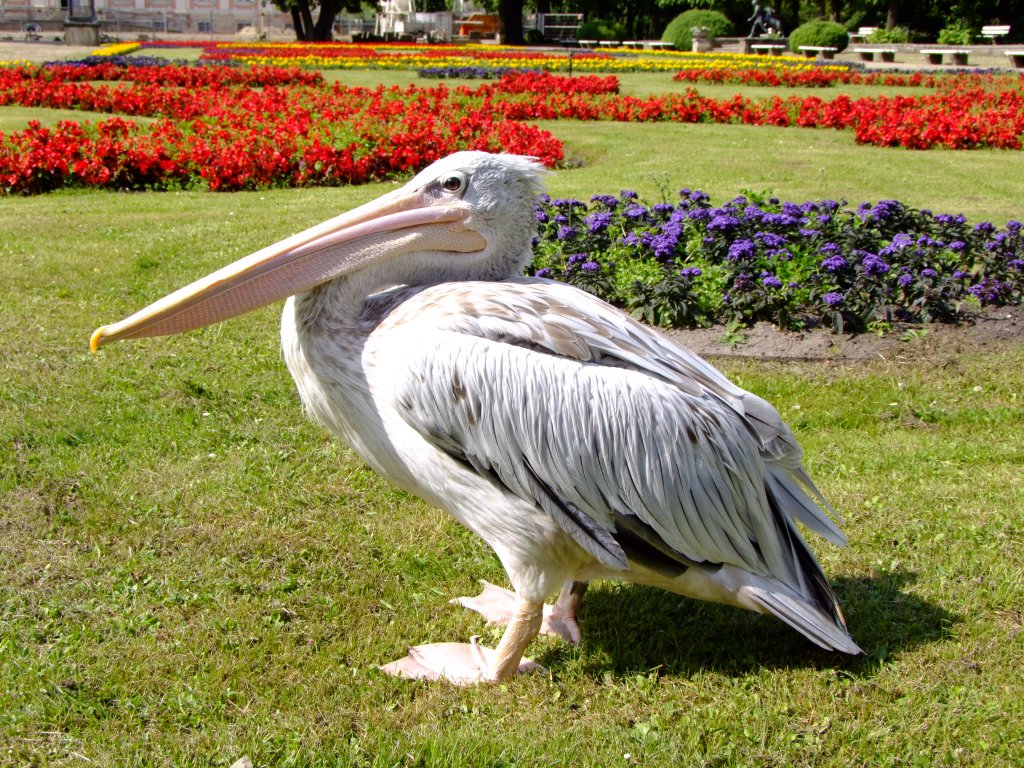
[224,48,845,74]
[92,42,142,57]
[87,40,850,76]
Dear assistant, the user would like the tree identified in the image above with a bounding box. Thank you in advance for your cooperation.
[499,0,526,44]
[273,0,362,41]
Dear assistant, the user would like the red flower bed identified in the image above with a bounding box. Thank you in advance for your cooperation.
[2,64,1022,195]
[672,67,938,89]
[0,67,563,193]
[41,61,323,87]
[472,74,1024,150]
[491,72,619,95]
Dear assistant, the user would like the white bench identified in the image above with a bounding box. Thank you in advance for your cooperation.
[750,43,787,55]
[1006,50,1024,68]
[798,45,837,59]
[981,24,1010,42]
[853,47,897,62]
[920,48,970,65]
[647,41,674,50]
[576,39,597,48]
[849,26,879,43]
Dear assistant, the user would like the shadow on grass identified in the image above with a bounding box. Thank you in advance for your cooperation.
[541,571,957,679]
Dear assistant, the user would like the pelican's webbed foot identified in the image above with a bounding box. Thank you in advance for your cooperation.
[452,579,586,644]
[382,596,546,685]
[379,637,540,685]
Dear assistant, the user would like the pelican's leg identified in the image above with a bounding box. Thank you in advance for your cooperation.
[453,580,586,644]
[379,598,544,685]
[546,580,587,644]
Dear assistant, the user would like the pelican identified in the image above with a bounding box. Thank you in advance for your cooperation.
[91,151,861,684]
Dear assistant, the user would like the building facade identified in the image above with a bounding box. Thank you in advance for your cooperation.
[0,0,294,37]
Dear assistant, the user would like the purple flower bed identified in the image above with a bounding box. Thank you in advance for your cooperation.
[46,56,204,68]
[530,190,1023,332]
[417,66,542,79]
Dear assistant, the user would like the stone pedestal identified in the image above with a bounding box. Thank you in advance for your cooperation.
[64,21,101,46]
[691,26,712,53]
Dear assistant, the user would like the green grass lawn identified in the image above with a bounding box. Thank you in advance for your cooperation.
[2,68,1024,766]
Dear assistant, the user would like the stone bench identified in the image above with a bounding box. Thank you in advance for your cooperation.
[798,45,838,59]
[1006,50,1024,68]
[853,47,897,62]
[848,26,878,44]
[750,43,787,55]
[981,24,1010,43]
[920,48,970,66]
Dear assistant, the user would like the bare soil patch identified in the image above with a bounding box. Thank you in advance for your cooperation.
[0,40,97,63]
[663,305,1024,362]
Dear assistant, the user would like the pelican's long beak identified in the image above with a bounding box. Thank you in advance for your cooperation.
[90,186,485,352]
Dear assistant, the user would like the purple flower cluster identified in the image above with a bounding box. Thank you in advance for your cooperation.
[530,188,1023,331]
[418,66,542,79]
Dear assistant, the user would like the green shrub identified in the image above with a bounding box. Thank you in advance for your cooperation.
[788,20,849,53]
[937,19,974,45]
[577,18,626,42]
[865,25,910,43]
[661,10,733,50]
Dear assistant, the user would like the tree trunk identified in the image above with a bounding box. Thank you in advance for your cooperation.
[499,0,524,45]
[291,0,316,41]
[313,0,341,41]
[290,7,308,41]
[886,0,901,29]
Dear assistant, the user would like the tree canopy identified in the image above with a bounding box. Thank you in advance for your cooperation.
[292,0,1021,44]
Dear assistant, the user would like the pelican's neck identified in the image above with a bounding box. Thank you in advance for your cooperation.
[290,243,531,333]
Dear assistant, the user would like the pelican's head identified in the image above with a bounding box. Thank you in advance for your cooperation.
[90,151,548,351]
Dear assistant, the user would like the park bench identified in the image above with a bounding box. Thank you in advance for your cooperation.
[750,43,787,55]
[981,25,1010,42]
[1006,50,1024,68]
[798,45,838,59]
[853,47,897,62]
[576,39,597,48]
[848,26,879,43]
[647,41,674,50]
[920,48,970,65]
[21,23,42,42]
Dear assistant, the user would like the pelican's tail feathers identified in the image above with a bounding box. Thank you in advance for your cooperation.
[743,586,862,654]
[766,464,846,546]
[731,571,862,655]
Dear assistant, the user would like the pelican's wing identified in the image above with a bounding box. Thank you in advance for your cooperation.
[382,279,844,587]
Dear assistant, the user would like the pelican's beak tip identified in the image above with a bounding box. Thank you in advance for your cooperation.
[90,326,108,354]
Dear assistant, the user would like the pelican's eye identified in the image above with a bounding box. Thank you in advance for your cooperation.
[440,173,467,195]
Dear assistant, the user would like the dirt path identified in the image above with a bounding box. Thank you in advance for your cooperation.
[662,305,1023,362]
[0,40,98,63]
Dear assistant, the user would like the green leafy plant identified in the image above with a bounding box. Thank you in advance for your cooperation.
[576,18,626,42]
[937,19,975,45]
[865,26,911,43]
[789,20,850,53]
[661,10,733,50]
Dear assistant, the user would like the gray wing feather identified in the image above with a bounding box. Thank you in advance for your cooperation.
[386,279,846,585]
[396,330,795,581]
